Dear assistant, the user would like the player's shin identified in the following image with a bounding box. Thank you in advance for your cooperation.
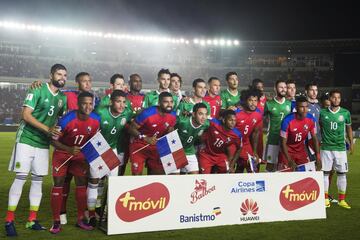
[28,174,43,221]
[337,173,347,201]
[87,180,99,218]
[6,173,27,222]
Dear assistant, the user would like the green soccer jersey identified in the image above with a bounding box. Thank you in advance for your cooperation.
[96,106,133,150]
[142,90,179,109]
[176,98,211,117]
[176,116,210,155]
[16,83,67,149]
[96,94,132,112]
[220,89,240,109]
[264,97,292,145]
[320,107,351,151]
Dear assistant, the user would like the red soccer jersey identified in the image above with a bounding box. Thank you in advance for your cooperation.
[127,92,145,112]
[235,108,263,145]
[203,119,242,156]
[56,111,101,155]
[280,113,316,153]
[203,94,222,119]
[134,106,176,143]
[257,95,267,114]
[63,90,79,110]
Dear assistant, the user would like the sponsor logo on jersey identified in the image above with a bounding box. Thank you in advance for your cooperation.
[279,177,320,211]
[179,207,221,223]
[44,98,49,102]
[272,107,277,111]
[103,120,109,125]
[240,199,260,222]
[190,179,216,204]
[115,182,170,222]
[231,180,265,193]
[182,130,188,133]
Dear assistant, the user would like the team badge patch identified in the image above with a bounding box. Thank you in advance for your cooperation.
[87,126,92,133]
[58,99,63,108]
[121,118,127,126]
[338,115,344,121]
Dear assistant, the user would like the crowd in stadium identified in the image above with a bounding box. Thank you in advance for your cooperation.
[3,63,354,237]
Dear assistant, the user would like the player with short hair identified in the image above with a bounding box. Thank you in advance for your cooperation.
[129,92,177,175]
[49,92,100,234]
[170,72,184,105]
[177,78,210,117]
[286,79,297,111]
[199,110,242,174]
[176,103,210,174]
[127,73,145,114]
[5,64,67,237]
[320,90,353,209]
[203,77,222,119]
[278,96,320,171]
[234,89,263,173]
[220,72,240,111]
[142,68,178,109]
[264,80,292,172]
[88,90,133,226]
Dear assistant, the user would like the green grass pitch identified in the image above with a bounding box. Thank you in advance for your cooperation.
[0,132,359,239]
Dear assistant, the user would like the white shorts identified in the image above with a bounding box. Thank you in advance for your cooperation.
[321,150,348,173]
[263,144,280,164]
[8,142,49,175]
[90,149,124,178]
[180,155,200,173]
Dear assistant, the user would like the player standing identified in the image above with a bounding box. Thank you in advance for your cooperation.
[286,79,297,111]
[199,110,242,174]
[170,72,184,106]
[49,92,100,233]
[220,72,240,110]
[129,92,177,175]
[319,90,353,209]
[203,77,222,119]
[264,80,292,172]
[5,64,67,237]
[176,103,210,174]
[279,96,320,171]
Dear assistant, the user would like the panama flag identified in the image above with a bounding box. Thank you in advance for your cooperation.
[247,153,259,173]
[81,131,120,178]
[296,161,316,172]
[156,130,188,175]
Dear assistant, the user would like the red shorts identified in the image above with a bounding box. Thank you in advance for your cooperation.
[52,150,89,177]
[198,150,228,174]
[129,141,161,175]
[278,150,310,170]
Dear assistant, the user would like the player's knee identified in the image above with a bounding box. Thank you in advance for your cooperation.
[74,176,87,186]
[53,176,65,187]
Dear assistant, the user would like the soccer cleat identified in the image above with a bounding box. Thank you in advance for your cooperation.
[5,221,17,237]
[49,221,61,234]
[325,198,331,208]
[88,216,97,228]
[76,219,94,231]
[338,200,351,209]
[26,220,46,230]
[60,213,67,225]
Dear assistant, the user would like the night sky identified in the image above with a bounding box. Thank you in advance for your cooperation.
[0,0,359,41]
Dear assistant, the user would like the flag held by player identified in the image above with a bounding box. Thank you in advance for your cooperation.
[81,131,120,178]
[247,153,259,173]
[156,130,188,175]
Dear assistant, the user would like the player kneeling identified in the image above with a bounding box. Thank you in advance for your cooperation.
[199,110,242,174]
[278,96,321,171]
[50,92,100,234]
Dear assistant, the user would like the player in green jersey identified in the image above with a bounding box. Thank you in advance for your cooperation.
[176,103,210,174]
[87,90,133,226]
[96,73,132,110]
[142,68,178,109]
[320,90,353,209]
[220,71,240,110]
[170,72,184,106]
[5,64,67,237]
[264,80,292,172]
[177,78,211,118]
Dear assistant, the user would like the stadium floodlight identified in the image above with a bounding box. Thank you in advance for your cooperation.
[200,40,206,46]
[233,40,240,46]
[194,38,199,44]
[213,39,219,45]
[180,38,185,43]
[185,40,190,44]
[226,40,232,46]
[207,39,212,45]
[219,39,226,46]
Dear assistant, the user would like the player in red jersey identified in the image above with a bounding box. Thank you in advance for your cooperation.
[203,77,222,119]
[278,96,321,171]
[49,92,100,234]
[234,89,263,173]
[127,73,145,114]
[250,79,266,166]
[129,92,176,175]
[198,110,242,174]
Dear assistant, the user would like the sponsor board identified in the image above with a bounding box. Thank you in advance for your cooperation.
[108,172,325,235]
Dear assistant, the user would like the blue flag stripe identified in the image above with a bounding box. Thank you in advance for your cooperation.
[156,136,172,157]
[82,142,100,163]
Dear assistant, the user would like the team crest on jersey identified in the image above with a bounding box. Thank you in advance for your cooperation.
[338,115,344,121]
[304,124,309,130]
[216,100,221,106]
[198,130,204,136]
[87,126,92,133]
[261,102,265,106]
[121,118,127,126]
[226,137,231,143]
[214,130,219,135]
[164,122,170,128]
[58,99,63,108]
[240,120,245,123]
[252,118,257,125]
[152,124,157,128]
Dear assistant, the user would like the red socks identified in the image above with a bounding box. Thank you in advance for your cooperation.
[75,186,87,221]
[51,187,63,221]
